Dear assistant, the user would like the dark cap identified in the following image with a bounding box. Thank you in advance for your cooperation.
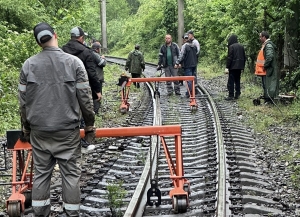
[187,30,194,35]
[135,44,140,49]
[182,33,189,39]
[92,42,101,49]
[70,27,88,37]
[33,22,55,44]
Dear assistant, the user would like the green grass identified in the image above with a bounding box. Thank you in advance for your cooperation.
[106,180,127,217]
[201,61,300,188]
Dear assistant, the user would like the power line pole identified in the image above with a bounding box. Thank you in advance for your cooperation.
[100,0,108,53]
[178,0,184,48]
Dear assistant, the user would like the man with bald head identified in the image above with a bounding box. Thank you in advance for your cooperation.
[158,34,181,96]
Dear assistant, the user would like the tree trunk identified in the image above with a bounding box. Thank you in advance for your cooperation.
[101,0,108,53]
[284,0,300,70]
[177,0,184,48]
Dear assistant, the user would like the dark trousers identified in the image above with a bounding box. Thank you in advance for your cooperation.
[99,80,103,95]
[131,73,141,88]
[227,69,242,97]
[93,80,103,114]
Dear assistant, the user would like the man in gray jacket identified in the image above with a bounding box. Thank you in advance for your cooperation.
[18,22,95,217]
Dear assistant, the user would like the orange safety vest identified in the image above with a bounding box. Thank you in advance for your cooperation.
[255,46,266,76]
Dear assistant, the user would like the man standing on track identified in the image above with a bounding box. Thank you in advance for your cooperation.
[187,30,200,85]
[62,27,102,110]
[175,34,198,98]
[157,34,181,96]
[125,44,145,88]
[91,42,106,114]
[18,22,95,217]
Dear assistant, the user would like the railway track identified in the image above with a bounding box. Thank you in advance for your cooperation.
[0,57,291,216]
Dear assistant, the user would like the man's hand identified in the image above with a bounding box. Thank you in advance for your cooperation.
[84,126,96,144]
[157,65,162,71]
[174,64,181,69]
[96,92,102,101]
[20,127,30,143]
[224,68,229,74]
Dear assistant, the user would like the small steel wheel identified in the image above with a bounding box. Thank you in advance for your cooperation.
[172,195,187,213]
[7,201,21,217]
[190,106,197,112]
[172,196,178,213]
[23,191,32,208]
[120,108,127,114]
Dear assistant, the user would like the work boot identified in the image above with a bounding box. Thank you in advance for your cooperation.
[234,93,241,99]
[225,96,235,101]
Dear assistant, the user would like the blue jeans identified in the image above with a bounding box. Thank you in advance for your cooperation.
[184,67,196,96]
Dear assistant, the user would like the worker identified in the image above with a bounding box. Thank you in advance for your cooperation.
[18,22,95,217]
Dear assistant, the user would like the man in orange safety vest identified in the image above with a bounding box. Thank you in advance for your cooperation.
[255,31,279,104]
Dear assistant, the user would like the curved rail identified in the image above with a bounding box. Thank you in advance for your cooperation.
[197,85,227,216]
[1,56,287,217]
[107,56,227,215]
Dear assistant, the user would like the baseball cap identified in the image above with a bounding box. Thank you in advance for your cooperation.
[33,22,55,44]
[183,33,189,39]
[187,30,194,35]
[135,44,140,49]
[91,43,101,49]
[70,27,88,37]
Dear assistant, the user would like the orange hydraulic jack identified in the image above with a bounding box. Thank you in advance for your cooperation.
[118,76,197,113]
[80,125,190,213]
[5,130,33,217]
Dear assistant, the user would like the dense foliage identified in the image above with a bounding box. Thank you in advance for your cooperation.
[0,0,299,136]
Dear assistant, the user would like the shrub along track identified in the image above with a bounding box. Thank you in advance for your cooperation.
[0,58,297,216]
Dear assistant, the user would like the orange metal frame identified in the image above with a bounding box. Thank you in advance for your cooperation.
[81,126,190,205]
[120,76,197,111]
[6,139,33,213]
[7,125,189,214]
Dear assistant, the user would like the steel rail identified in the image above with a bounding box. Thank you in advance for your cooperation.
[105,56,224,215]
[123,77,162,217]
[197,85,227,216]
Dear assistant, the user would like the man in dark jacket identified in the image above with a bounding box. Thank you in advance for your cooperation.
[178,34,189,86]
[125,44,145,88]
[175,37,198,97]
[91,42,106,114]
[158,34,181,95]
[225,34,246,100]
[62,27,101,102]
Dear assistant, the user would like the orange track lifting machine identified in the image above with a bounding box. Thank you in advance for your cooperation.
[3,125,190,216]
[117,75,198,113]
